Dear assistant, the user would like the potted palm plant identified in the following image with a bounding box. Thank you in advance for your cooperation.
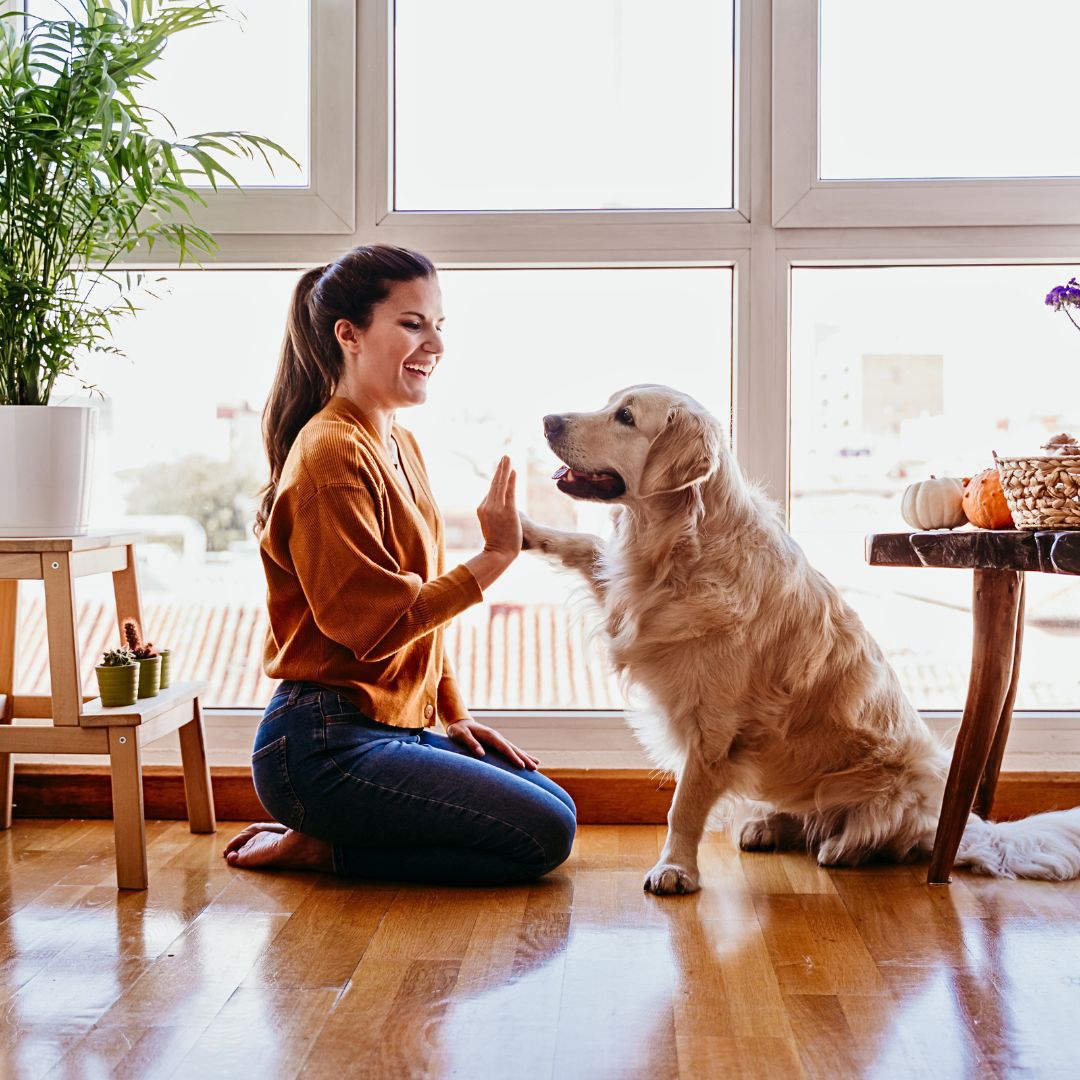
[0,0,294,536]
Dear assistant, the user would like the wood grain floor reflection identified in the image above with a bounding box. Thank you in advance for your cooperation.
[3,821,1080,1078]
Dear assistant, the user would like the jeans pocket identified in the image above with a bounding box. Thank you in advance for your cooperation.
[251,735,306,831]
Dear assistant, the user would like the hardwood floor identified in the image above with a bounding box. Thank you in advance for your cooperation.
[2,821,1080,1079]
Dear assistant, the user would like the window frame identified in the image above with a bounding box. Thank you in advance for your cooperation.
[186,0,356,235]
[772,0,1080,229]
[355,0,752,259]
[97,0,1079,732]
[10,0,358,236]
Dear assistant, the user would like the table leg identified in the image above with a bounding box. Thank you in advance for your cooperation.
[928,568,1023,884]
[178,698,217,834]
[0,580,17,830]
[974,574,1026,820]
[109,726,148,890]
[42,554,83,726]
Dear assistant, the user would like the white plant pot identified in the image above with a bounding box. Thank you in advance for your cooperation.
[0,405,97,537]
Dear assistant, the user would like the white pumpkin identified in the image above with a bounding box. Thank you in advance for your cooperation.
[900,476,967,530]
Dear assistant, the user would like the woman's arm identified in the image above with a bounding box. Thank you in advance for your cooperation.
[286,456,521,663]
[437,653,470,727]
[288,481,482,662]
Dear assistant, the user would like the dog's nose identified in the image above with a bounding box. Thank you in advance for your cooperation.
[543,414,565,438]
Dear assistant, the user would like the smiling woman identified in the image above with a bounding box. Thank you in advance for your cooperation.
[220,242,580,886]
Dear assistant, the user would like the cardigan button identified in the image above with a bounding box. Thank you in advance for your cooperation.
[423,704,434,719]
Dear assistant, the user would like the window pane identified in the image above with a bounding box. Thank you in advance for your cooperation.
[26,0,309,187]
[790,266,1080,709]
[410,269,732,708]
[820,0,1079,181]
[394,0,735,210]
[23,269,731,710]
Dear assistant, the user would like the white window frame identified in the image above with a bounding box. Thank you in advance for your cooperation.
[772,0,1080,229]
[191,0,356,235]
[9,0,358,236]
[103,0,1080,746]
[355,0,752,261]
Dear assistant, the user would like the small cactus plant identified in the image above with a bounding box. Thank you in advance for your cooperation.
[95,644,139,706]
[122,618,158,660]
[123,618,164,698]
[100,645,137,667]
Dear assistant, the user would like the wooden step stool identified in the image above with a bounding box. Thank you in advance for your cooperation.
[0,532,216,889]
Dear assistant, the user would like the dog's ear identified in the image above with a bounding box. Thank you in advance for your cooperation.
[639,406,721,496]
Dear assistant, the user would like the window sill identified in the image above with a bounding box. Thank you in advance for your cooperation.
[10,709,1080,771]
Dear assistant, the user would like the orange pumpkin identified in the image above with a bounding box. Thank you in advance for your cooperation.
[962,468,1014,529]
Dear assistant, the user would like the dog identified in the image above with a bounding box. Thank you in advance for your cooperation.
[520,385,1080,894]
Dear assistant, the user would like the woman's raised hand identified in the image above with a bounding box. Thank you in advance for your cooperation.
[477,455,522,559]
[465,456,522,590]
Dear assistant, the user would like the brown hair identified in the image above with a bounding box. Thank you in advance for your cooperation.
[255,244,436,534]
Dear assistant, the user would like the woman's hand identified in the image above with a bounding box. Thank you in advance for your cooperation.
[477,455,521,558]
[465,456,522,590]
[446,717,540,771]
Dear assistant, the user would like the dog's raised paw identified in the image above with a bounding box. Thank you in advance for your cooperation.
[643,862,700,895]
[518,512,546,553]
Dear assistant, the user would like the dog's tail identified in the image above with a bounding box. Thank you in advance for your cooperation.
[952,808,1080,880]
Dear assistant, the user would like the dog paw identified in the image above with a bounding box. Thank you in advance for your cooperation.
[519,512,543,552]
[738,818,780,851]
[815,836,862,868]
[643,861,701,895]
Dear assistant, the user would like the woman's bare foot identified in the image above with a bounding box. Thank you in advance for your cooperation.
[223,822,333,872]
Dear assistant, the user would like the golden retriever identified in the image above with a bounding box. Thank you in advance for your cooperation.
[521,385,1080,894]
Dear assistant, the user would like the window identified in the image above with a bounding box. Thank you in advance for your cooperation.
[394,0,736,211]
[21,0,357,234]
[20,0,1077,741]
[136,0,312,188]
[18,268,732,710]
[412,267,733,707]
[773,0,1080,226]
[819,0,1079,182]
[19,272,299,709]
[790,266,1080,709]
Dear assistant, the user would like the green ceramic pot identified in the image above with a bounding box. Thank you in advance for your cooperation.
[95,663,138,708]
[158,649,171,689]
[136,654,162,698]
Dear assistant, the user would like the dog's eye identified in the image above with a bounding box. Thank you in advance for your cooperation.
[615,407,634,426]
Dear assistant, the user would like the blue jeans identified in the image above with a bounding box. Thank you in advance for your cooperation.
[251,681,577,885]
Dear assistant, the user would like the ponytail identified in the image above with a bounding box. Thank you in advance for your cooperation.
[255,245,436,534]
[256,266,331,534]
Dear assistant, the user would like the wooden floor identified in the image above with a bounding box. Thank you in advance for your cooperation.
[3,823,1080,1080]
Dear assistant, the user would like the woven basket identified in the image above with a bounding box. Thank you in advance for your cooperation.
[994,448,1080,529]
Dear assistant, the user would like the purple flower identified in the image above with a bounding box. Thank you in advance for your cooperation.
[1047,275,1080,333]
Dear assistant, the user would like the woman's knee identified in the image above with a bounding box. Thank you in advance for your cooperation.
[528,799,577,876]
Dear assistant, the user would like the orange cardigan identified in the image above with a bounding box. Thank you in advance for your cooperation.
[260,396,483,728]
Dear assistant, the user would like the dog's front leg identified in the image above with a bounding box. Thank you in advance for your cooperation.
[644,753,722,895]
[519,512,607,601]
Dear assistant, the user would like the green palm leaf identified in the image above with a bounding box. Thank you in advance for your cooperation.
[0,0,299,405]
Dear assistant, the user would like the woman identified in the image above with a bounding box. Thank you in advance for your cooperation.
[224,244,576,884]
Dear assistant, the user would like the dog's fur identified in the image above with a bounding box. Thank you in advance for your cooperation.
[522,385,1080,894]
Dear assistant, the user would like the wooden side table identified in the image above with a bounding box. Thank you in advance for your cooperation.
[0,532,216,889]
[866,528,1080,884]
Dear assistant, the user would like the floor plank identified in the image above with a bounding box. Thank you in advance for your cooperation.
[2,822,1080,1079]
